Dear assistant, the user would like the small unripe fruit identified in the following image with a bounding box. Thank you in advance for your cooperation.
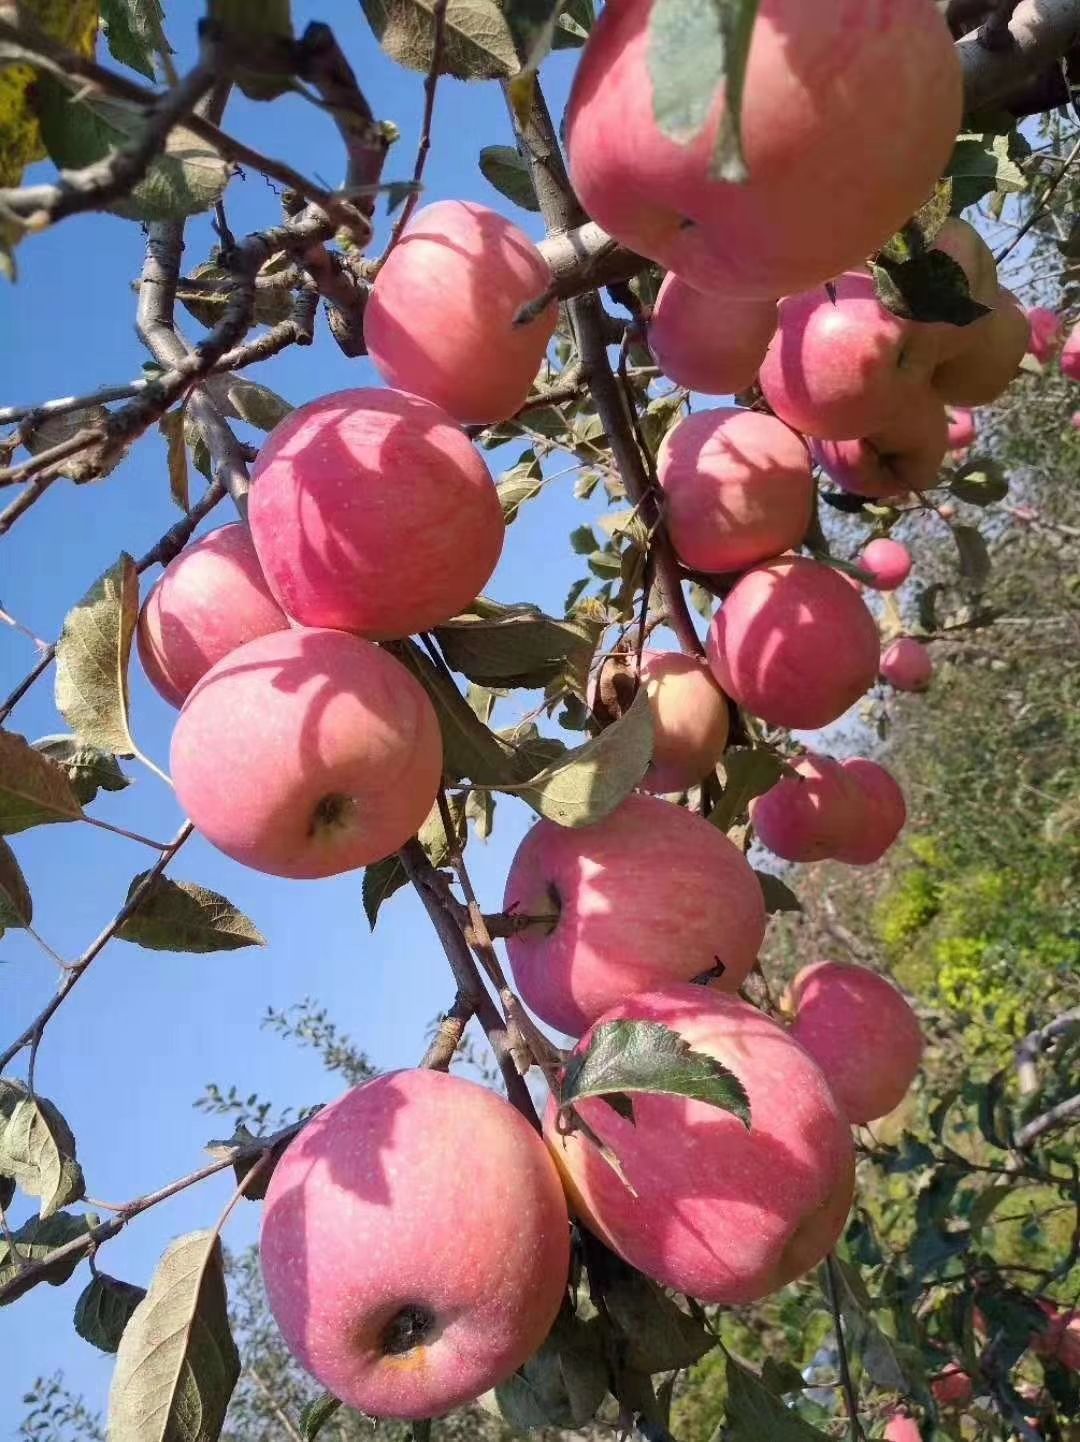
[648,274,777,393]
[503,793,766,1037]
[364,201,557,424]
[1027,306,1062,363]
[833,757,907,865]
[136,524,287,708]
[249,388,503,640]
[859,538,912,591]
[750,754,863,863]
[932,288,1030,406]
[545,985,855,1304]
[261,1070,570,1419]
[881,636,933,692]
[598,650,730,795]
[657,407,813,573]
[171,627,443,878]
[947,407,977,450]
[707,556,880,730]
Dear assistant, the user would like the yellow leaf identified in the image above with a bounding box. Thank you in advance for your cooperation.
[0,0,100,186]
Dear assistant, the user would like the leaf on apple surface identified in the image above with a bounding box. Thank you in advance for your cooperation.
[710,746,791,834]
[108,1231,240,1442]
[54,553,140,758]
[115,874,267,953]
[953,525,992,591]
[300,1393,343,1440]
[32,734,131,807]
[494,1305,608,1428]
[754,870,801,915]
[0,837,31,931]
[950,458,1009,507]
[0,1211,98,1305]
[723,1353,832,1441]
[74,1271,147,1354]
[646,0,761,183]
[0,1080,85,1219]
[872,250,990,327]
[0,730,87,835]
[558,1020,751,1127]
[358,0,520,79]
[435,597,601,695]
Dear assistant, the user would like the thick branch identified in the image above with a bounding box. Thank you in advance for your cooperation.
[958,0,1080,112]
[1017,1093,1080,1147]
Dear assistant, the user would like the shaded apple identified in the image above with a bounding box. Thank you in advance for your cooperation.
[750,753,864,863]
[648,274,777,393]
[932,287,1030,406]
[932,1364,974,1408]
[1027,306,1062,363]
[833,757,907,865]
[947,407,977,450]
[881,637,933,692]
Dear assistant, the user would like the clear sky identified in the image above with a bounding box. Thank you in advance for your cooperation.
[0,3,596,1424]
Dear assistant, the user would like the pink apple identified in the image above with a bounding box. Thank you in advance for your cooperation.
[881,637,934,692]
[812,391,948,500]
[565,0,960,299]
[636,650,731,794]
[750,754,864,863]
[261,1069,569,1419]
[787,961,923,1123]
[364,201,558,424]
[249,388,503,640]
[932,288,1030,406]
[503,792,766,1037]
[833,757,907,864]
[136,523,287,709]
[1072,411,1080,431]
[707,556,880,730]
[648,274,777,393]
[884,1413,922,1442]
[947,408,977,450]
[859,538,912,591]
[1027,306,1062,363]
[1031,1300,1080,1371]
[171,627,442,879]
[932,1364,974,1408]
[657,407,813,573]
[544,985,855,1304]
[1062,321,1080,381]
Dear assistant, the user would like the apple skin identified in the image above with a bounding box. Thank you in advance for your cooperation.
[932,1364,974,1408]
[171,627,443,879]
[363,201,557,424]
[1062,322,1080,381]
[832,758,907,865]
[648,274,777,393]
[750,754,864,863]
[565,0,960,299]
[933,287,1030,406]
[881,636,934,692]
[260,1069,570,1420]
[947,407,977,450]
[636,650,731,794]
[859,538,912,591]
[543,985,855,1304]
[249,388,503,640]
[884,1414,922,1442]
[787,961,923,1123]
[707,556,880,730]
[1030,1300,1080,1371]
[136,523,288,709]
[503,793,766,1037]
[811,391,948,500]
[657,407,813,573]
[1027,306,1063,363]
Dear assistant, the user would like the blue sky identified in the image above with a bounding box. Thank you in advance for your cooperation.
[0,3,600,1424]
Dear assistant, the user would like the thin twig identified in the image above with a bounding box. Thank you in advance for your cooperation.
[824,1253,865,1442]
[1016,1093,1080,1149]
[995,129,1080,263]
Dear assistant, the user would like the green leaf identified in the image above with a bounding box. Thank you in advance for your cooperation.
[0,836,31,929]
[509,685,653,828]
[0,731,85,835]
[358,0,520,79]
[207,1,294,99]
[603,1268,716,1372]
[108,1230,240,1442]
[494,1307,608,1428]
[498,452,544,523]
[724,1353,832,1441]
[712,747,790,833]
[100,0,171,80]
[559,1019,751,1125]
[552,0,593,46]
[465,787,495,839]
[300,1394,343,1441]
[54,554,140,757]
[160,409,189,513]
[823,1257,915,1394]
[435,598,600,695]
[395,643,529,786]
[754,870,801,915]
[206,374,293,432]
[570,524,596,555]
[969,1182,1014,1241]
[115,874,267,953]
[0,1080,85,1219]
[871,251,990,327]
[878,185,953,264]
[31,735,130,807]
[74,1272,147,1354]
[647,0,761,183]
[950,458,1009,507]
[946,128,1029,212]
[362,856,407,930]
[478,144,540,212]
[953,525,992,590]
[0,1212,97,1305]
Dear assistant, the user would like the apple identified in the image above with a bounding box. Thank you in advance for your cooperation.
[859,538,912,591]
[884,1413,922,1442]
[604,650,730,795]
[707,556,880,729]
[881,636,933,692]
[811,391,948,500]
[1062,321,1080,381]
[648,274,777,393]
[136,523,287,709]
[657,407,813,573]
[932,287,1030,406]
[565,0,960,299]
[759,271,935,441]
[544,985,855,1304]
[502,792,766,1037]
[1030,1300,1080,1371]
[248,388,504,640]
[260,1069,570,1419]
[1027,306,1062,363]
[171,627,443,879]
[832,758,907,864]
[947,407,977,450]
[363,201,558,424]
[749,754,864,863]
[787,961,923,1123]
[932,1364,974,1408]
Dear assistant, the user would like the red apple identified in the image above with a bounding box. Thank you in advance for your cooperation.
[947,407,977,450]
[932,287,1030,406]
[833,757,907,864]
[171,627,443,879]
[648,274,777,393]
[787,961,923,1123]
[859,538,912,591]
[261,1069,570,1419]
[364,201,557,424]
[1027,306,1062,363]
[1062,321,1080,381]
[249,388,503,640]
[657,407,813,574]
[503,792,766,1037]
[565,0,960,298]
[811,391,948,500]
[881,637,933,692]
[544,985,855,1304]
[636,650,731,794]
[707,556,880,729]
[1031,1300,1080,1371]
[136,523,287,709]
[750,754,864,862]
[884,1413,922,1442]
[932,1364,974,1408]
